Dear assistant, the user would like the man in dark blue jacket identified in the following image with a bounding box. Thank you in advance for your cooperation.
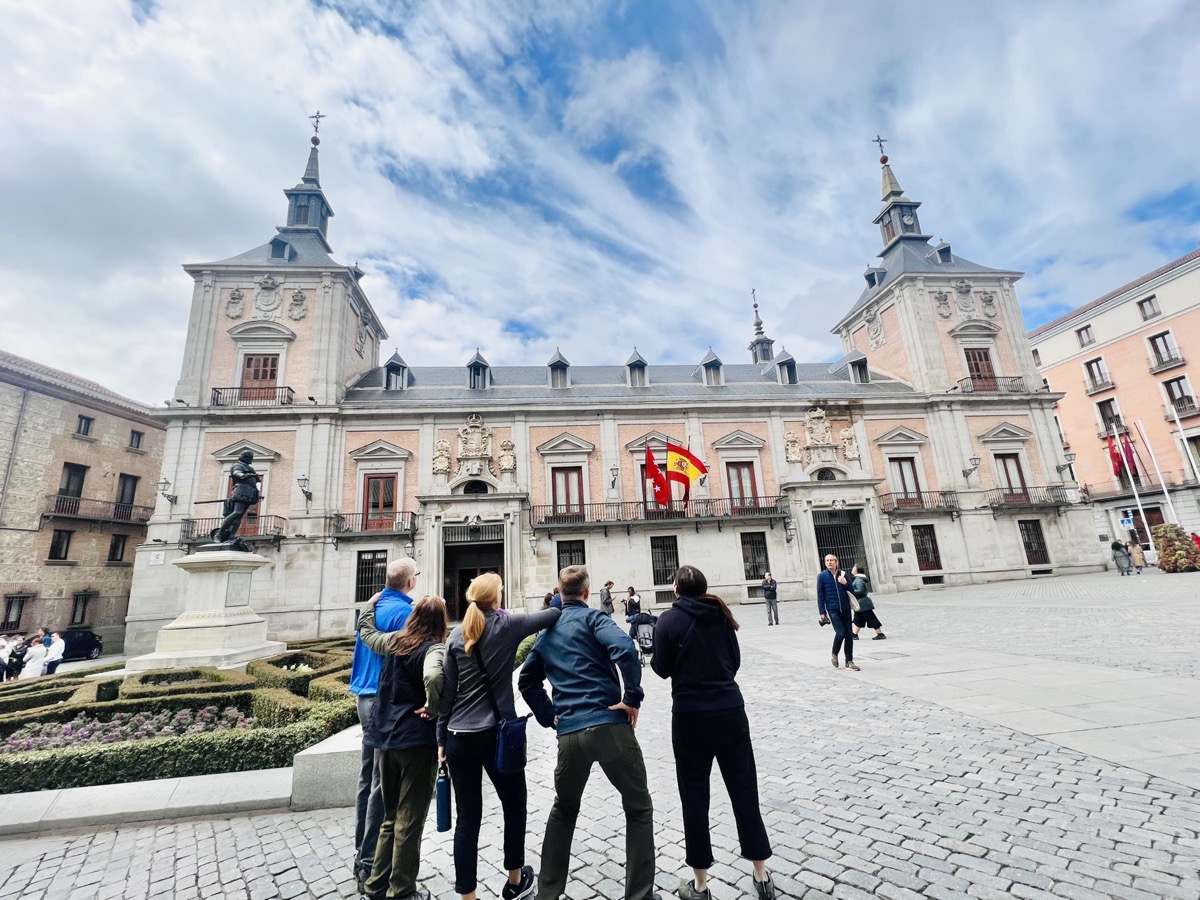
[816,553,859,671]
[519,565,661,900]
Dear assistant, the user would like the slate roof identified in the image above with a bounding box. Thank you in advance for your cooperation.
[192,229,343,269]
[0,349,157,415]
[345,362,916,405]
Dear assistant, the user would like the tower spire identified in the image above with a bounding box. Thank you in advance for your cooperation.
[748,289,775,363]
[279,114,335,249]
[871,139,929,253]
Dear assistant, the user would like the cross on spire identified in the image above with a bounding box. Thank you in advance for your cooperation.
[309,110,326,134]
[873,134,887,156]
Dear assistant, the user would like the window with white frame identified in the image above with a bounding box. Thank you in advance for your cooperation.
[1076,325,1095,347]
[888,457,922,498]
[1137,295,1161,320]
[995,453,1028,497]
[551,466,584,514]
[1149,331,1178,365]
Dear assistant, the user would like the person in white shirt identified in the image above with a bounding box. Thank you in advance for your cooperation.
[45,633,66,675]
[0,637,10,681]
[19,638,47,680]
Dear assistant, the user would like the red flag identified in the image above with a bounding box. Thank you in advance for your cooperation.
[1120,434,1138,476]
[1106,436,1123,476]
[645,446,670,507]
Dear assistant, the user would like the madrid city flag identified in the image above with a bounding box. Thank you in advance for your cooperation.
[665,443,708,487]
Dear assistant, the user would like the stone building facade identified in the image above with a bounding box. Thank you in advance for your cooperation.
[123,142,1103,652]
[0,351,165,649]
[1028,249,1200,544]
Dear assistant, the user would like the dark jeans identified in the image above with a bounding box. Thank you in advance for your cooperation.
[446,727,527,894]
[366,744,437,900]
[765,598,779,625]
[537,722,654,900]
[355,695,385,876]
[45,660,61,675]
[672,706,771,868]
[829,609,853,661]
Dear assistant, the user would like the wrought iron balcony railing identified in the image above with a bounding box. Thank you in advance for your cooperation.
[1096,421,1130,439]
[985,485,1074,516]
[210,386,296,407]
[1083,376,1115,395]
[877,491,961,516]
[43,494,153,525]
[956,376,1029,394]
[181,515,288,542]
[328,511,417,536]
[531,496,787,528]
[1148,350,1185,374]
[1164,397,1200,420]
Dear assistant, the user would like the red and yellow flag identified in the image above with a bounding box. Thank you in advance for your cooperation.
[665,443,707,487]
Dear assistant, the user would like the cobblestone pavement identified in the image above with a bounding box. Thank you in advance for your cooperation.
[2,572,1199,900]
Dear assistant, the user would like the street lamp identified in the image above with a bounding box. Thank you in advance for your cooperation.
[528,534,539,555]
[1056,452,1077,474]
[157,478,177,505]
[404,539,415,558]
[610,464,619,489]
[890,519,905,537]
[296,474,313,502]
[962,456,982,479]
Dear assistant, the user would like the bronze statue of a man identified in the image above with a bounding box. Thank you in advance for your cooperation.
[211,451,261,544]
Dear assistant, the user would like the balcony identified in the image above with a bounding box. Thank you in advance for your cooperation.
[985,485,1074,517]
[1081,471,1192,502]
[878,491,961,518]
[1096,421,1130,439]
[210,386,295,407]
[42,494,153,525]
[956,376,1029,394]
[328,511,417,537]
[1164,397,1200,421]
[1149,350,1185,374]
[180,515,288,543]
[530,496,788,531]
[1083,376,1115,396]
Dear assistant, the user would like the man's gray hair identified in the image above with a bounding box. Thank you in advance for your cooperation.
[386,557,418,590]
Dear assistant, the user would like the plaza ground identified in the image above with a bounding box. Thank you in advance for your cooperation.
[2,569,1199,899]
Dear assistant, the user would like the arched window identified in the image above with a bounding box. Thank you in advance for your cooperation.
[463,480,489,494]
[815,468,838,482]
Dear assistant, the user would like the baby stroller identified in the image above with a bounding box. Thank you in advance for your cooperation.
[632,612,657,666]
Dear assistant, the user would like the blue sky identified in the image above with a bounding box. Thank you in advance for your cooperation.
[1,0,1199,402]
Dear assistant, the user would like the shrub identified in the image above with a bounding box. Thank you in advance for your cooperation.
[0,686,79,716]
[1152,523,1200,573]
[2,705,250,753]
[251,688,312,728]
[247,651,351,697]
[0,690,256,740]
[307,670,351,702]
[119,668,256,700]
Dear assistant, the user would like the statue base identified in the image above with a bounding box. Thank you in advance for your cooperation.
[126,550,285,671]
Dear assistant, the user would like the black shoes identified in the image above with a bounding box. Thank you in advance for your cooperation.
[873,633,887,640]
[502,866,536,900]
[753,873,776,900]
[678,880,711,899]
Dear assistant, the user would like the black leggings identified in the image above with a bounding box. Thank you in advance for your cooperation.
[672,706,772,869]
[446,727,527,894]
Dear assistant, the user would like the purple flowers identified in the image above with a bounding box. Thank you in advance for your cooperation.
[1,706,250,754]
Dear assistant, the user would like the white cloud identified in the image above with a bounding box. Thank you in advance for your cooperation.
[1,0,1198,402]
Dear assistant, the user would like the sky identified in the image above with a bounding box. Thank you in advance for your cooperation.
[2,0,1199,405]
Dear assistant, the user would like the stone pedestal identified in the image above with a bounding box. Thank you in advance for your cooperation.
[126,551,285,671]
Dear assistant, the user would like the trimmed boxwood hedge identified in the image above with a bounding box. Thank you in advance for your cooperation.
[307,669,351,703]
[119,668,256,700]
[246,650,352,697]
[0,685,80,716]
[0,689,258,740]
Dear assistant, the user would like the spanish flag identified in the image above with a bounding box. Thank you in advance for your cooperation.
[665,443,707,487]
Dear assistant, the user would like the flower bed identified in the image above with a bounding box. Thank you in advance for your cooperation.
[2,706,250,754]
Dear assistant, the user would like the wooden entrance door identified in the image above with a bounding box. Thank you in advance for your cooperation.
[442,543,504,621]
[240,354,279,403]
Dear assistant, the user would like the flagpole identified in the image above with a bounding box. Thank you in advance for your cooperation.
[1170,401,1200,484]
[1135,418,1177,523]
[1112,422,1149,544]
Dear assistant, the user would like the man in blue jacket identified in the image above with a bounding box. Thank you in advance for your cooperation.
[349,557,418,892]
[519,565,661,900]
[816,553,860,671]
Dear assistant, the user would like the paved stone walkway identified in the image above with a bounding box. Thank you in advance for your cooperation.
[2,571,1199,899]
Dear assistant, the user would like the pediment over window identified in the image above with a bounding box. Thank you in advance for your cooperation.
[349,440,413,462]
[228,321,296,342]
[212,439,280,462]
[979,422,1033,443]
[713,430,766,450]
[947,320,1001,339]
[536,433,596,456]
[875,426,928,446]
[624,430,677,452]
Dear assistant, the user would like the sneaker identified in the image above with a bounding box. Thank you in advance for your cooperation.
[873,633,887,640]
[678,879,711,900]
[502,866,535,900]
[831,654,839,668]
[846,660,860,671]
[397,890,430,900]
[851,633,859,639]
[753,873,776,900]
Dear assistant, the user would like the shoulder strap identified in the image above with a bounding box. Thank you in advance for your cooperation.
[470,628,504,721]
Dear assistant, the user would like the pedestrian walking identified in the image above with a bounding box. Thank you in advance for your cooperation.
[19,637,47,680]
[624,587,642,638]
[438,572,560,900]
[599,580,616,616]
[1111,540,1133,575]
[1127,541,1146,574]
[816,554,859,671]
[760,572,779,626]
[652,565,775,900]
[519,565,662,900]
[356,596,450,900]
[848,566,885,641]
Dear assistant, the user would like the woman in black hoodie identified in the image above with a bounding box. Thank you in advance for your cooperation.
[651,565,774,900]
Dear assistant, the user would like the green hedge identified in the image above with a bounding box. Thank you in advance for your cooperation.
[0,689,257,740]
[288,635,356,652]
[307,669,352,702]
[0,696,356,794]
[119,668,256,700]
[0,686,80,716]
[246,651,352,697]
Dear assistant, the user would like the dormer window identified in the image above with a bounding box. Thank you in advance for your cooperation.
[628,363,646,387]
[547,350,570,388]
[269,237,293,260]
[704,364,722,386]
[386,366,406,390]
[466,350,491,390]
[864,267,886,289]
[775,353,797,385]
[850,360,870,384]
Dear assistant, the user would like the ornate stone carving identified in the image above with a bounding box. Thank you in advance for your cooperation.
[840,427,860,462]
[804,408,833,446]
[288,289,308,321]
[865,307,885,349]
[980,290,997,318]
[225,288,244,319]
[498,439,516,473]
[254,275,283,320]
[934,290,952,319]
[455,413,496,478]
[954,278,973,294]
[432,439,452,475]
[785,430,806,465]
[355,313,367,357]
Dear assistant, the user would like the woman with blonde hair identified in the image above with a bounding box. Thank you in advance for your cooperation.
[438,572,560,900]
[357,595,450,900]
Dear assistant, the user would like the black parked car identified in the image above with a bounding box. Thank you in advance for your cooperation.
[61,628,104,661]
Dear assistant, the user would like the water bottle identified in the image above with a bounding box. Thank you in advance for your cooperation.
[436,763,451,833]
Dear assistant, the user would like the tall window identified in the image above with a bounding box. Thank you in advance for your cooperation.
[469,364,488,390]
[551,467,584,514]
[964,348,996,388]
[1137,296,1161,320]
[727,462,757,508]
[1084,358,1108,387]
[995,454,1028,498]
[49,529,73,560]
[1,594,31,632]
[115,474,139,520]
[556,540,586,571]
[240,354,279,401]
[1019,520,1050,566]
[640,461,670,506]
[1097,398,1122,433]
[76,415,94,436]
[740,532,769,581]
[71,592,95,626]
[650,536,679,586]
[912,524,943,571]
[364,474,398,530]
[628,364,646,388]
[129,430,144,449]
[1031,348,1041,366]
[59,463,87,498]
[1149,331,1176,364]
[1165,376,1192,411]
[550,367,568,389]
[294,201,309,225]
[108,534,128,562]
[703,364,722,386]
[1076,325,1095,347]
[355,550,388,603]
[888,457,922,499]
